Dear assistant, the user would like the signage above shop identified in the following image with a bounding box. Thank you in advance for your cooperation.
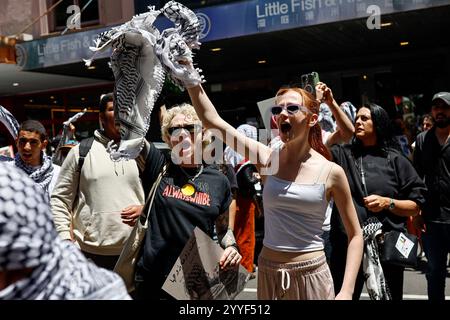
[18,0,449,71]
[154,0,449,42]
[16,27,111,71]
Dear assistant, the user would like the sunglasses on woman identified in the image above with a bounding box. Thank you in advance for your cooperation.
[271,104,309,116]
[167,124,200,135]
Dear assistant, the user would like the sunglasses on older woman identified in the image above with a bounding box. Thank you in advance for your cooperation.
[271,104,309,116]
[167,124,201,135]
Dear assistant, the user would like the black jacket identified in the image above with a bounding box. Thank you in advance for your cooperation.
[413,127,450,223]
[331,144,426,236]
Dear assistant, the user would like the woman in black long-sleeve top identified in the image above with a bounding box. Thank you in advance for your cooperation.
[330,103,427,300]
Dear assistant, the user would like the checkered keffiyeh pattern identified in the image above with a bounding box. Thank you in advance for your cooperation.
[362,217,391,300]
[85,1,203,161]
[14,153,55,199]
[0,163,130,300]
[0,105,19,139]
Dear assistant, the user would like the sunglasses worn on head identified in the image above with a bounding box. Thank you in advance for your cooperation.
[271,104,309,116]
[168,124,200,135]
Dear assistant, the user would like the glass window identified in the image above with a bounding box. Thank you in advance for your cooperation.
[50,0,99,32]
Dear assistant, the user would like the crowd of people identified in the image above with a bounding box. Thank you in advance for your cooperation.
[2,0,449,302]
[0,4,449,297]
[0,77,448,301]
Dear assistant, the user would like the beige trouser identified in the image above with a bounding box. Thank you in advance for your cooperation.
[257,254,335,300]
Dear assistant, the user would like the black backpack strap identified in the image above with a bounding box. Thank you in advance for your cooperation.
[77,137,95,172]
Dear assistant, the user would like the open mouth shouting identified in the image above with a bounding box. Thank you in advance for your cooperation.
[279,121,293,141]
[280,122,292,134]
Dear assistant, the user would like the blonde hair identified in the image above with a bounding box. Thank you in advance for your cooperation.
[161,103,202,145]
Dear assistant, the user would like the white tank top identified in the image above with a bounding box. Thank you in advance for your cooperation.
[263,166,332,252]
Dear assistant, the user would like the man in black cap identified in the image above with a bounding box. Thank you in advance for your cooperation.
[413,92,450,301]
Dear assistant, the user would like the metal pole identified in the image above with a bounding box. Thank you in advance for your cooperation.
[16,0,65,37]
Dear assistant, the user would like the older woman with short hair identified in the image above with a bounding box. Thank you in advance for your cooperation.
[134,103,241,300]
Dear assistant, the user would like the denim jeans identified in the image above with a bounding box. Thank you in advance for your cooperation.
[422,222,450,301]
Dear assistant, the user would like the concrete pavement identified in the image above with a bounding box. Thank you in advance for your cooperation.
[236,256,450,300]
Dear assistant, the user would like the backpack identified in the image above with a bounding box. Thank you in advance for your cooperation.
[77,137,95,172]
[71,137,95,216]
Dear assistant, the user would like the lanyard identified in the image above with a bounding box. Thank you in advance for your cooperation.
[359,157,369,197]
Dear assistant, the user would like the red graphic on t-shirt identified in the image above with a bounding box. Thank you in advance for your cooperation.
[162,185,211,206]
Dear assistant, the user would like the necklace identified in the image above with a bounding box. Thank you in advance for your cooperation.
[179,164,204,196]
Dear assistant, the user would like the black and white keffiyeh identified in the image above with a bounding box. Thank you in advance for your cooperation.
[85,1,203,161]
[0,105,20,139]
[14,153,54,196]
[362,216,391,300]
[0,163,130,300]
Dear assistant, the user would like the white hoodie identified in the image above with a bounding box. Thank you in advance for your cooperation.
[51,130,145,255]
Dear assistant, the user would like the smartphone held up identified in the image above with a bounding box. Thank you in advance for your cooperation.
[300,71,323,101]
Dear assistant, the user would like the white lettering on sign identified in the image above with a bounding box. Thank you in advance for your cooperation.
[66,5,81,30]
[366,5,381,30]
[256,0,348,19]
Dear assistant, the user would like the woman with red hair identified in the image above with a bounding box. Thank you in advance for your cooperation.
[185,83,363,300]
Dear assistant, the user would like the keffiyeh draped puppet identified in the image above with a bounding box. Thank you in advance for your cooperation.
[85,1,204,161]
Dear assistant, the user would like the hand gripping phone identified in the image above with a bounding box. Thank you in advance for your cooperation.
[300,71,321,100]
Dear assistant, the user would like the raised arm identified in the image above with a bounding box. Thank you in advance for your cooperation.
[187,85,272,171]
[316,82,355,147]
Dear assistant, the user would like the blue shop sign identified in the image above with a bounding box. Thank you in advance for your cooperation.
[16,27,111,71]
[153,0,450,42]
[18,0,449,70]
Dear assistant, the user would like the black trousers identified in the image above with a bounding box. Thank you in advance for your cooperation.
[133,266,175,300]
[82,251,119,271]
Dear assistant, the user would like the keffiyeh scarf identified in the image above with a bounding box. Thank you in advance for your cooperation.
[14,153,54,196]
[85,1,203,161]
[0,105,20,139]
[362,216,391,300]
[0,163,130,300]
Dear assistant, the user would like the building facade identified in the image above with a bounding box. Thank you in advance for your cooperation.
[1,0,450,145]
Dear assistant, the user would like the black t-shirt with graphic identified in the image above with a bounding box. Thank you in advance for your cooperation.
[137,143,232,292]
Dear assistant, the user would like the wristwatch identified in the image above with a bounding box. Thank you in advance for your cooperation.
[389,198,395,210]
